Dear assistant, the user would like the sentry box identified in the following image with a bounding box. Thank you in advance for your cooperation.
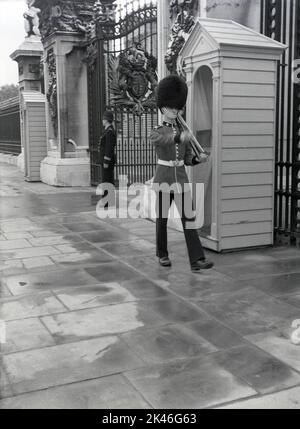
[179,18,286,252]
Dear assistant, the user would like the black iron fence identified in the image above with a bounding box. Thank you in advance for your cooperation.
[261,0,300,246]
[0,96,21,156]
[86,0,158,186]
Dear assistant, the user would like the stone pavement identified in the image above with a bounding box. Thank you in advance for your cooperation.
[1,162,300,409]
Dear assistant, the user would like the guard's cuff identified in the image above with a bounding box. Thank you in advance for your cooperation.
[104,156,111,161]
[192,156,200,165]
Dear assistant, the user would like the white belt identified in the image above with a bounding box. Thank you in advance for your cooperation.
[157,159,184,167]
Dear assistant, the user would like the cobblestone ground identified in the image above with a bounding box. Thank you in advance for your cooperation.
[1,162,300,409]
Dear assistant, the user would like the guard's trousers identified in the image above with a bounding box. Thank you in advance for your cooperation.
[155,190,205,265]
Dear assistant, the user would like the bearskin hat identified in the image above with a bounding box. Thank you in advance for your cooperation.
[156,75,188,110]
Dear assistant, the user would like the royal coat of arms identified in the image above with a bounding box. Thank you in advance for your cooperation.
[108,43,158,115]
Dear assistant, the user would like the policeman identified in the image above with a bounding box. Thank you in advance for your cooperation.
[98,110,117,206]
[150,75,214,272]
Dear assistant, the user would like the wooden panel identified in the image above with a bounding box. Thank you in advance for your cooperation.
[222,160,273,174]
[223,70,275,84]
[222,197,273,212]
[223,109,274,123]
[222,123,274,135]
[222,209,272,225]
[222,222,272,237]
[222,58,275,71]
[221,233,273,250]
[222,148,273,161]
[222,135,274,148]
[222,173,273,186]
[223,83,275,97]
[223,96,274,109]
[222,185,273,199]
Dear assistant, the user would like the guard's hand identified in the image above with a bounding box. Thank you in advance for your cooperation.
[103,163,109,169]
[195,153,209,163]
[180,130,193,144]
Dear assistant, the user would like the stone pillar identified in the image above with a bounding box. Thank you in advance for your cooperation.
[36,0,94,186]
[10,36,43,174]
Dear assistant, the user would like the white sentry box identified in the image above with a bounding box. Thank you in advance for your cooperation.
[178,18,286,252]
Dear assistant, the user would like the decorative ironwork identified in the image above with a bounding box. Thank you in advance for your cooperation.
[165,0,197,74]
[261,0,299,246]
[46,48,58,137]
[109,43,157,115]
[86,0,158,186]
[35,0,95,41]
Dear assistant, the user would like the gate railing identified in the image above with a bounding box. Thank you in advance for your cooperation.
[261,0,300,245]
[86,0,158,186]
[0,96,21,156]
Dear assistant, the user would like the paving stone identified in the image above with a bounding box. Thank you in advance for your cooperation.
[246,330,300,373]
[282,294,300,309]
[165,270,237,301]
[0,374,150,409]
[0,239,31,251]
[196,287,300,336]
[213,344,300,394]
[215,258,300,280]
[121,278,169,300]
[125,356,256,409]
[22,256,55,269]
[53,283,137,310]
[1,318,55,354]
[0,260,23,273]
[28,235,83,247]
[217,386,300,409]
[0,367,13,399]
[246,273,300,297]
[0,246,61,261]
[144,296,207,324]
[2,268,98,295]
[3,336,144,394]
[41,302,166,343]
[121,324,217,364]
[50,250,114,266]
[54,242,98,254]
[86,262,142,283]
[29,224,70,237]
[100,239,156,258]
[79,230,138,244]
[3,232,34,240]
[0,292,66,321]
[61,222,111,233]
[181,319,245,350]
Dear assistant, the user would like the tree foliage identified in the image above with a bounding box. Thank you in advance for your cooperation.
[0,85,19,102]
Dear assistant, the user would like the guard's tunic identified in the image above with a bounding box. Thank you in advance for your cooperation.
[150,121,206,265]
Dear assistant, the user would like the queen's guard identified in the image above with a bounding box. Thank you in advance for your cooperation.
[150,75,214,272]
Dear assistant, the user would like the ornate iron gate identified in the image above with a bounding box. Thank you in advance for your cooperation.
[261,0,300,245]
[86,0,158,186]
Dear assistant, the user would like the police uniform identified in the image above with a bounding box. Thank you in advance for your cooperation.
[98,123,116,186]
[150,75,213,271]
